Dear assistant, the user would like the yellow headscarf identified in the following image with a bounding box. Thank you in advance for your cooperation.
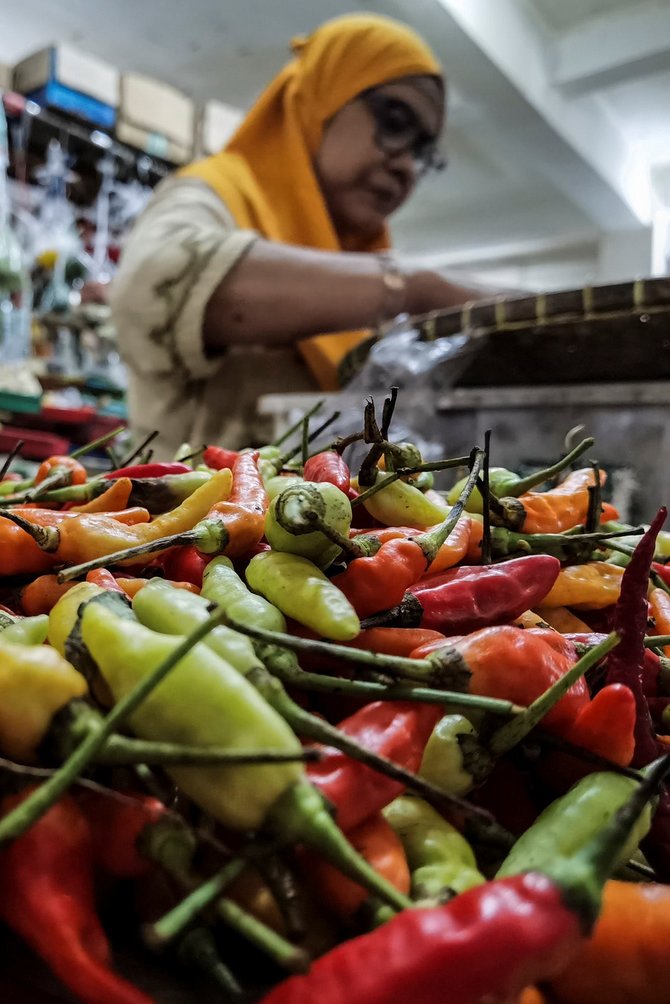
[181,13,442,390]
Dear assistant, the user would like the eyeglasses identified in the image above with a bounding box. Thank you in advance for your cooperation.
[360,89,447,177]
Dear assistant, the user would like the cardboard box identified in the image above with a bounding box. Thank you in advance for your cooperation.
[120,73,194,150]
[12,44,119,107]
[199,99,243,155]
[116,119,192,165]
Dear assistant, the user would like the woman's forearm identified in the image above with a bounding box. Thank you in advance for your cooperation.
[203,239,487,352]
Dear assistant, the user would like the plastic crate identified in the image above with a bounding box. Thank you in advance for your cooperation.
[0,426,70,460]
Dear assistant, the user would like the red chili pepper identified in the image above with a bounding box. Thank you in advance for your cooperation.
[332,538,428,618]
[307,701,443,832]
[86,568,125,592]
[303,451,351,495]
[604,508,668,767]
[152,544,208,587]
[35,454,88,487]
[412,626,589,736]
[261,754,666,1004]
[261,872,582,1004]
[405,555,561,634]
[652,561,670,588]
[105,461,191,479]
[0,789,154,1004]
[77,789,166,879]
[203,445,240,470]
[566,684,637,766]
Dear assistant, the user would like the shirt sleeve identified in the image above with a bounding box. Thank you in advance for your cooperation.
[109,177,257,381]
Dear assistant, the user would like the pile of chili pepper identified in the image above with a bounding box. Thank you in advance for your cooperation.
[2,395,670,1004]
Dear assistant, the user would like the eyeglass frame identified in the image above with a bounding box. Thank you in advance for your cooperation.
[358,87,447,177]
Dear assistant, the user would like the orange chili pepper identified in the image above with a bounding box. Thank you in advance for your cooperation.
[332,538,428,618]
[0,470,232,572]
[302,812,410,921]
[546,880,670,1004]
[204,451,268,559]
[114,577,200,599]
[20,575,77,615]
[649,587,670,657]
[350,627,448,658]
[70,477,133,513]
[518,469,619,534]
[34,454,87,487]
[351,516,471,574]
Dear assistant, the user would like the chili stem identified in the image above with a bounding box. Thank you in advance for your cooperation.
[280,410,341,465]
[95,739,323,767]
[645,635,670,647]
[509,437,595,496]
[487,632,620,756]
[418,447,483,562]
[56,530,200,582]
[176,927,244,1000]
[0,606,228,847]
[147,857,311,973]
[351,456,472,508]
[0,439,24,482]
[70,424,126,460]
[481,432,492,564]
[272,399,324,448]
[115,429,159,469]
[222,613,478,691]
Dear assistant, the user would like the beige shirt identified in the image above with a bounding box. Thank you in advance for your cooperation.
[110,177,315,460]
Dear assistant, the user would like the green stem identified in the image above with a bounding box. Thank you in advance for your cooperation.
[268,781,413,912]
[114,429,159,469]
[507,437,595,496]
[223,612,475,690]
[0,607,228,847]
[417,448,484,562]
[147,856,310,973]
[646,635,670,647]
[252,658,501,826]
[56,529,202,582]
[176,927,244,1000]
[272,400,324,448]
[70,424,126,460]
[280,411,341,466]
[487,632,620,756]
[0,439,25,481]
[351,456,471,508]
[258,647,520,717]
[95,738,322,767]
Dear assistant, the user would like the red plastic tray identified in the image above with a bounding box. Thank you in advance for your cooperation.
[0,426,70,460]
[40,405,97,425]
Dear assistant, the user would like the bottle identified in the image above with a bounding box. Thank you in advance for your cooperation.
[0,97,32,364]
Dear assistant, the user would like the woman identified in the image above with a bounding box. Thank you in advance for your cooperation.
[111,13,483,457]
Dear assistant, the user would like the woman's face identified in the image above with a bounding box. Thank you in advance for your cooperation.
[315,75,445,244]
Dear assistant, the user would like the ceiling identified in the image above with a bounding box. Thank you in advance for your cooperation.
[1,0,669,288]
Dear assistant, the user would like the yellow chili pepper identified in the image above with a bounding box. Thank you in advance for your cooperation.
[0,640,87,761]
[418,714,483,797]
[3,469,233,568]
[354,473,447,530]
[533,606,594,633]
[538,562,625,610]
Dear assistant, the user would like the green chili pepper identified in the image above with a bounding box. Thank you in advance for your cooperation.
[203,556,286,634]
[418,714,493,797]
[265,475,303,501]
[245,551,360,641]
[74,598,305,831]
[383,795,485,901]
[496,768,655,879]
[52,595,411,910]
[0,614,49,646]
[134,579,263,677]
[258,446,284,485]
[265,482,352,569]
[359,473,447,529]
